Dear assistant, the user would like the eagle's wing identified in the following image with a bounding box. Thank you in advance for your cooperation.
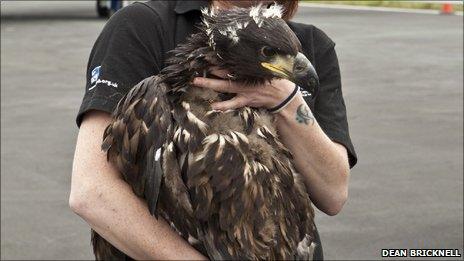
[99,76,207,258]
[102,75,172,216]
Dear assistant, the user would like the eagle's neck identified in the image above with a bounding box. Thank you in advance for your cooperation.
[160,32,218,97]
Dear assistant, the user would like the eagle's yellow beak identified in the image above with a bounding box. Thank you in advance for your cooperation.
[261,52,319,99]
[261,55,293,79]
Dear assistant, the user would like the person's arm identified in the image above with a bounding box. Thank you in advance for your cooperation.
[273,94,349,216]
[69,110,207,260]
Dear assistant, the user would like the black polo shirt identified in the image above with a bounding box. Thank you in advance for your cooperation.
[76,1,358,260]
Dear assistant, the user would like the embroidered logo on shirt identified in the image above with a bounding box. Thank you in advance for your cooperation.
[89,65,119,91]
[90,66,101,87]
[299,86,312,97]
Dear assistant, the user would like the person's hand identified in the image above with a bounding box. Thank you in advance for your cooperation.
[192,69,297,111]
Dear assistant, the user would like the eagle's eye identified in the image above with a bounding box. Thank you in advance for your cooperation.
[260,46,277,58]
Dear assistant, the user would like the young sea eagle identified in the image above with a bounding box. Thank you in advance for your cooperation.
[92,4,320,260]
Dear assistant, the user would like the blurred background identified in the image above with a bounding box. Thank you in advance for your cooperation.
[1,1,463,260]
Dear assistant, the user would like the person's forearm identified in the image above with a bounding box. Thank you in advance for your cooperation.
[274,93,350,215]
[74,177,207,260]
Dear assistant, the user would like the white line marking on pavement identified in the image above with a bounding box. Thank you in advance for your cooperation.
[299,3,464,16]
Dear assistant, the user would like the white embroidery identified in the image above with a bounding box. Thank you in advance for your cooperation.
[88,65,119,91]
[88,79,118,91]
[299,87,312,97]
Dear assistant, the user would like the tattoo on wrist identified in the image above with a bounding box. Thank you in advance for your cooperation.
[296,104,315,125]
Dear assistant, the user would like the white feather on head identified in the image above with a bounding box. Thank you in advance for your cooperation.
[249,3,263,25]
[202,3,284,45]
[249,3,283,26]
[262,4,283,18]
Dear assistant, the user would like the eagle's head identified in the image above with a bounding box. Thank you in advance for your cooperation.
[201,4,319,98]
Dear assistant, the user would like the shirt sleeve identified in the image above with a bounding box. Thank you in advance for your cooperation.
[76,3,166,127]
[312,28,358,168]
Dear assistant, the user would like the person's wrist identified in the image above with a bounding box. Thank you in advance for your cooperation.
[274,91,305,119]
[267,80,300,113]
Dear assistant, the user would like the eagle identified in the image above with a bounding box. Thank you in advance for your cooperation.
[92,4,321,260]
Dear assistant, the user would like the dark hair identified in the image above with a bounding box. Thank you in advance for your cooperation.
[213,1,299,21]
[276,0,299,20]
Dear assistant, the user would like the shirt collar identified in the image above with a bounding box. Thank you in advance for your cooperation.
[174,0,210,14]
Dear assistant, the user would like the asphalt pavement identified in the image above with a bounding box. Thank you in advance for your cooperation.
[1,1,463,260]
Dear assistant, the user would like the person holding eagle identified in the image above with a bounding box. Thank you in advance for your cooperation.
[70,0,357,260]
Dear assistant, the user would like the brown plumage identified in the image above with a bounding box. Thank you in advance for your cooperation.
[92,4,320,260]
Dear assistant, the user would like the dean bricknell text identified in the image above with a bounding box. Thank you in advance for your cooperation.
[382,249,462,258]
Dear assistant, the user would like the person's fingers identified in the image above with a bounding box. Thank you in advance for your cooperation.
[193,77,243,93]
[211,95,249,111]
[209,68,230,79]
